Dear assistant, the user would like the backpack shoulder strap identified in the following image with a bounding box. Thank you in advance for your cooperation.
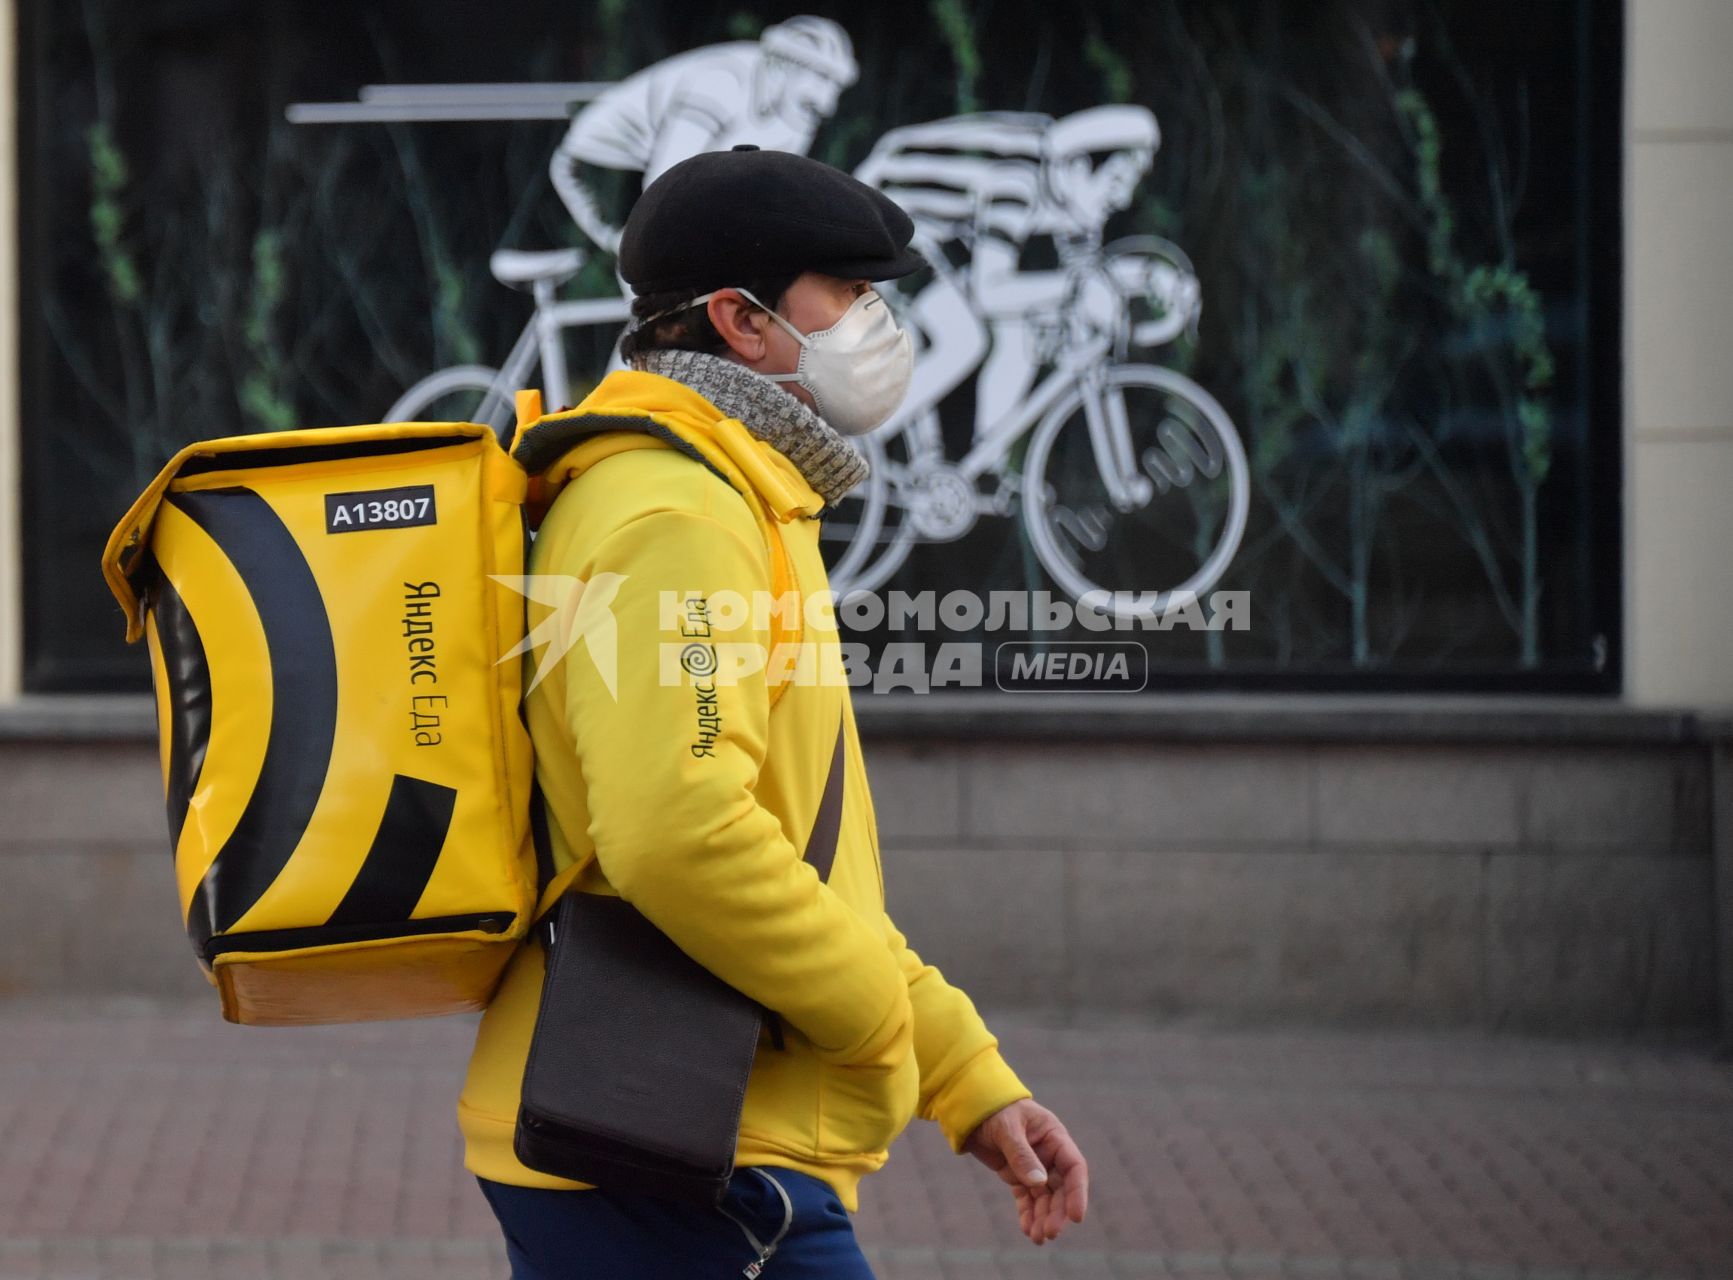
[530,703,847,935]
[514,410,731,487]
[510,401,809,930]
[509,408,796,629]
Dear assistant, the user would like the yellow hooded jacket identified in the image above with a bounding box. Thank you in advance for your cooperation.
[456,369,1031,1211]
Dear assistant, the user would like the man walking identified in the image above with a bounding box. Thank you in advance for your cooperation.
[460,145,1088,1277]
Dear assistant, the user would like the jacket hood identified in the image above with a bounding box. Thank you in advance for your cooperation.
[511,370,826,529]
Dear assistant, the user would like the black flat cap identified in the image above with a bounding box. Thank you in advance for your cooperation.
[619,145,926,295]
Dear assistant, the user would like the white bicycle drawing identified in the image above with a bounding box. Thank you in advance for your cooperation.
[315,38,1246,623]
[386,233,1247,622]
[382,15,857,432]
[823,233,1248,619]
[385,247,630,432]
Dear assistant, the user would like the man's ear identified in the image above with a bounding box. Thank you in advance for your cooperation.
[707,290,769,363]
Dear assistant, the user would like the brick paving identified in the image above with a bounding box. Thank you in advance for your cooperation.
[0,996,1729,1279]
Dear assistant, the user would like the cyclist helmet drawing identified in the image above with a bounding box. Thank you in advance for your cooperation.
[550,16,858,258]
[856,106,1162,439]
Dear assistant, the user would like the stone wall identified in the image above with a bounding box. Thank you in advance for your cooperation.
[872,736,1715,1031]
[0,695,1723,1033]
[1626,0,1733,709]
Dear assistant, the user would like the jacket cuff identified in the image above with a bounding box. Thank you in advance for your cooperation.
[926,1046,1033,1154]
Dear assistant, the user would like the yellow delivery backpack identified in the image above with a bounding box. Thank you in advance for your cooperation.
[101,396,799,1028]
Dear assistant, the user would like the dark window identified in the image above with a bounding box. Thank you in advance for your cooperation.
[18,0,1621,693]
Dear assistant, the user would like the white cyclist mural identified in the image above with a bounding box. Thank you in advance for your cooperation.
[294,16,1246,617]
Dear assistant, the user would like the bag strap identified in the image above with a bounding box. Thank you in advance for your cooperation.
[530,710,849,928]
[804,715,847,882]
[513,390,839,937]
[759,711,849,1049]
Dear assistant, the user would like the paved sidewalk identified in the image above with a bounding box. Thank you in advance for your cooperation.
[0,996,1729,1280]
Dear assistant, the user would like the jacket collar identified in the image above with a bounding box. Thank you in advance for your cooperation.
[632,348,871,507]
[518,370,828,524]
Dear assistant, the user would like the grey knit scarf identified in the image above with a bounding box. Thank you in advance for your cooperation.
[632,347,870,506]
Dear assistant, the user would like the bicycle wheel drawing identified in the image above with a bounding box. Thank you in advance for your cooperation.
[819,408,938,598]
[387,365,516,439]
[1022,364,1249,619]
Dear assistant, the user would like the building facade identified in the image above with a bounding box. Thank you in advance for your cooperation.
[0,0,1728,1030]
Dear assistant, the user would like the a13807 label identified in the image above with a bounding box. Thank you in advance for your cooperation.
[325,484,437,534]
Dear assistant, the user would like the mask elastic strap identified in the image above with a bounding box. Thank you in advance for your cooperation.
[633,290,719,329]
[629,287,810,384]
[728,287,811,384]
[735,288,812,346]
[637,287,807,334]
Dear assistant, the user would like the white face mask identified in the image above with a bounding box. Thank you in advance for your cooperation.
[673,286,914,435]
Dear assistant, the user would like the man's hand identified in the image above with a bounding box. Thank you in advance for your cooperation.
[961,1097,1089,1245]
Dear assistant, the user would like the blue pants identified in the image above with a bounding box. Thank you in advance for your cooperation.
[475,1166,877,1279]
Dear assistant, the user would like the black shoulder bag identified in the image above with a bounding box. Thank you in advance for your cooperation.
[514,720,847,1206]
